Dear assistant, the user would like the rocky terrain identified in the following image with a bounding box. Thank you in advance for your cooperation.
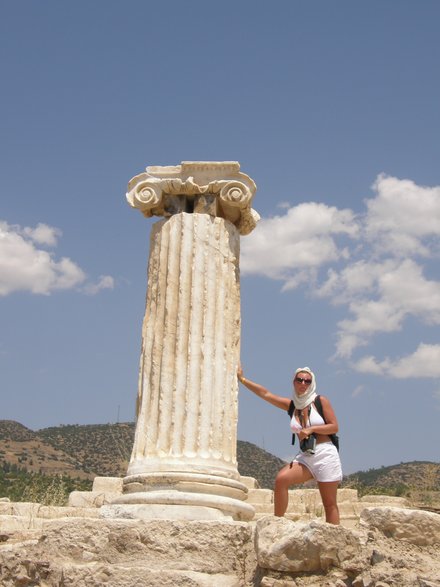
[0,500,439,586]
[1,420,440,585]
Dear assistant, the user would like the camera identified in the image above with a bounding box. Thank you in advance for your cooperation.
[300,435,316,454]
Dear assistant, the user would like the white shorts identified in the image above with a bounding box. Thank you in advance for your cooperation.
[292,441,342,483]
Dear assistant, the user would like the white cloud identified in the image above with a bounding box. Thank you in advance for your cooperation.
[0,220,113,296]
[22,223,61,246]
[241,174,440,365]
[352,355,388,375]
[281,269,317,292]
[379,260,440,322]
[317,260,395,302]
[365,174,440,257]
[240,202,359,281]
[332,259,440,358]
[353,343,440,378]
[83,275,115,295]
[317,174,440,358]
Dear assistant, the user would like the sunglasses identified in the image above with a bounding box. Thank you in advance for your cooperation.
[295,377,312,384]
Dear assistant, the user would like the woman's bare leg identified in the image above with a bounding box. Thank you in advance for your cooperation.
[317,481,340,524]
[274,462,313,516]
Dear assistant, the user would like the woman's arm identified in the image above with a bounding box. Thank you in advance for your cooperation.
[237,366,290,411]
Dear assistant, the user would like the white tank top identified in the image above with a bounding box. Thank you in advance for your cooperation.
[290,403,325,433]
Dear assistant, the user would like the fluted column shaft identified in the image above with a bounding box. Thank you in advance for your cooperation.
[127,213,242,480]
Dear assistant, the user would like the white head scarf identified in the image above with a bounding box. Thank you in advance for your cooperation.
[293,366,317,409]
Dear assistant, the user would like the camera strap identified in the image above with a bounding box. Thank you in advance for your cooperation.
[298,405,312,428]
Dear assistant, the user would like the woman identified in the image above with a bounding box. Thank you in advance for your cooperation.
[237,365,342,524]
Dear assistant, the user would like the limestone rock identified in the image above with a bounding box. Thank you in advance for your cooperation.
[255,516,363,572]
[240,476,260,489]
[0,558,241,587]
[0,513,44,531]
[33,565,241,587]
[360,507,440,545]
[2,501,440,586]
[68,490,121,508]
[92,476,123,493]
[337,488,359,502]
[0,518,256,586]
[260,578,297,586]
[359,494,409,506]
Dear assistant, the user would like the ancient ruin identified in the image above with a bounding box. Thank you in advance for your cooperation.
[105,162,259,521]
[2,485,440,585]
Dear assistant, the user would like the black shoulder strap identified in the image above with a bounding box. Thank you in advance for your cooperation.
[287,400,295,445]
[314,395,324,420]
[314,395,340,452]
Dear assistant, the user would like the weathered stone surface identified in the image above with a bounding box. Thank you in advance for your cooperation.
[0,501,43,517]
[360,506,440,545]
[247,488,273,505]
[359,494,409,506]
[68,490,121,508]
[240,476,260,489]
[2,500,440,586]
[126,161,259,235]
[92,476,123,493]
[0,518,256,586]
[128,213,242,475]
[0,557,242,587]
[337,488,359,501]
[101,502,239,522]
[0,514,44,531]
[255,516,363,572]
[260,578,297,586]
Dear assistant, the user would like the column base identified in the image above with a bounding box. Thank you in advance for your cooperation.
[102,490,255,521]
[122,471,248,499]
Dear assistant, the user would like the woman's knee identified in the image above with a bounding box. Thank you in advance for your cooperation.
[322,501,338,512]
[320,494,337,508]
[274,470,288,489]
[275,463,311,490]
[318,481,339,507]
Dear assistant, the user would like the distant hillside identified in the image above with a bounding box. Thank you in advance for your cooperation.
[38,422,133,477]
[0,420,90,479]
[38,422,286,489]
[238,441,286,488]
[343,461,440,496]
[0,420,286,489]
[2,420,438,499]
[0,421,92,503]
[0,420,36,442]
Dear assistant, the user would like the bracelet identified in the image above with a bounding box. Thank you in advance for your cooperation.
[239,376,246,384]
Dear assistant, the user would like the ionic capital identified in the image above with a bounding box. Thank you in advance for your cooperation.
[126,161,259,235]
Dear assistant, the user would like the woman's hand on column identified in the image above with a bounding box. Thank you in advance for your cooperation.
[237,363,245,383]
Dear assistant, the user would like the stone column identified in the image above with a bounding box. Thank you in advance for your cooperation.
[108,162,259,521]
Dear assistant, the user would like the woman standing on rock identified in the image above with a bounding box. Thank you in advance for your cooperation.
[237,366,342,524]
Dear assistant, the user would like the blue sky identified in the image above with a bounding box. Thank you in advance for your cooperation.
[1,1,439,475]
